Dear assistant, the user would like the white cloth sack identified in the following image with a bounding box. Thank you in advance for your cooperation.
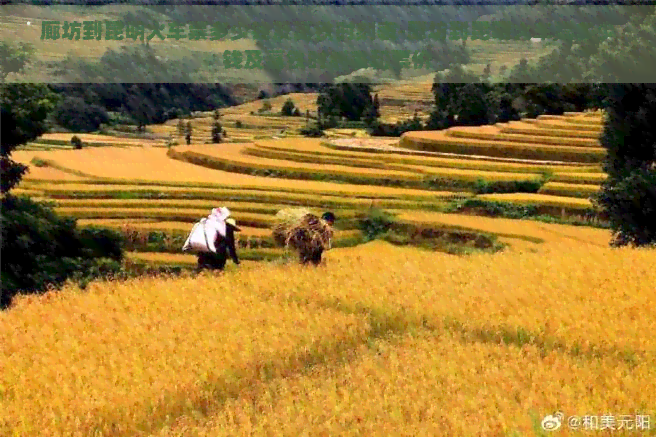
[182,218,225,253]
[182,207,232,253]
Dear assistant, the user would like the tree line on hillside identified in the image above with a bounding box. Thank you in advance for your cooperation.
[311,7,655,137]
[1,85,125,309]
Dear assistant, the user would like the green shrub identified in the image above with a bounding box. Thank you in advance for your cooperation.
[1,195,124,309]
[473,178,544,195]
[281,98,296,116]
[71,135,83,149]
[300,124,324,138]
[357,207,397,241]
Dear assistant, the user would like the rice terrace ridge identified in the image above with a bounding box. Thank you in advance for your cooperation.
[1,3,655,437]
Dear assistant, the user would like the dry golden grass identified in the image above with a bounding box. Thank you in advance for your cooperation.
[126,251,281,266]
[21,165,88,181]
[12,147,446,198]
[156,331,655,437]
[0,275,370,436]
[3,234,654,436]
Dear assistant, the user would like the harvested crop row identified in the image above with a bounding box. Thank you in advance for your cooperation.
[245,146,545,183]
[523,119,603,133]
[20,165,89,181]
[477,193,594,209]
[391,211,610,245]
[21,181,463,203]
[0,275,370,437]
[326,138,600,167]
[54,207,277,228]
[446,128,600,148]
[562,117,605,127]
[108,221,362,241]
[48,198,343,216]
[77,218,159,226]
[172,144,422,178]
[254,141,599,174]
[399,132,605,163]
[104,220,273,236]
[549,172,607,185]
[167,149,437,190]
[538,182,601,199]
[37,133,165,146]
[498,123,601,140]
[12,148,448,198]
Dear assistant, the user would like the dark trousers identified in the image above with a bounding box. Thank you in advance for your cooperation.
[197,252,227,271]
[300,248,323,266]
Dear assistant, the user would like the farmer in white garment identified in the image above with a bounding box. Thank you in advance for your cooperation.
[196,208,240,272]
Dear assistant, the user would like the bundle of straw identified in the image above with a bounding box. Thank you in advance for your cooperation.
[272,207,333,253]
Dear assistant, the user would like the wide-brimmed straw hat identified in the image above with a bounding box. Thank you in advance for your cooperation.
[226,218,241,232]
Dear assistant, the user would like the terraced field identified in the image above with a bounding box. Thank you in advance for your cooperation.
[13,108,611,270]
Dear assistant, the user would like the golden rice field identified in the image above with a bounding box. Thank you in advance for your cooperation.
[250,140,601,174]
[399,130,606,164]
[3,237,654,436]
[11,110,612,272]
[12,147,453,198]
[6,102,656,437]
[477,193,594,210]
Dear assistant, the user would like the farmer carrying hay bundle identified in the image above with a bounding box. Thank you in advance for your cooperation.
[272,208,336,266]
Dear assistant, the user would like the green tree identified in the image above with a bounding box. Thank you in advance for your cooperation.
[453,83,489,126]
[185,121,192,145]
[428,65,479,129]
[0,41,34,82]
[373,93,381,118]
[1,84,123,308]
[317,83,375,122]
[1,84,55,194]
[52,96,109,133]
[71,135,83,150]
[281,98,296,116]
[593,84,656,247]
[211,121,222,143]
